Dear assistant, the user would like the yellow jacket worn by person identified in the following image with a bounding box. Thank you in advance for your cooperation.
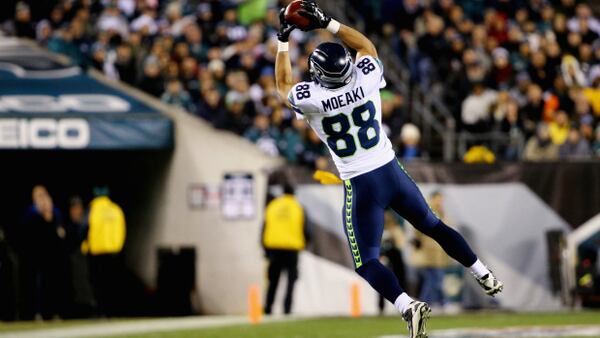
[263,194,305,251]
[87,196,126,255]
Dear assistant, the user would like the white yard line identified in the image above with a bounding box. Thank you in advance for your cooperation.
[380,325,600,338]
[0,316,282,338]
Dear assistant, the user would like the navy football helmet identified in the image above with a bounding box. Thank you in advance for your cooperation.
[308,42,354,89]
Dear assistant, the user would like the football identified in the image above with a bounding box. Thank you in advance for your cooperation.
[284,0,311,30]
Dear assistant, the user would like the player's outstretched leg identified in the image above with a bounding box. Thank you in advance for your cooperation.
[389,161,504,297]
[343,177,430,338]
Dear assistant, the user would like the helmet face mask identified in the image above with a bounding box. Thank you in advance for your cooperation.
[308,42,354,89]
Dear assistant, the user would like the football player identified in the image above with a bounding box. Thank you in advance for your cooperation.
[275,2,503,337]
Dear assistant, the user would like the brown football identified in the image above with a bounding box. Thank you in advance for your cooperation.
[284,0,311,30]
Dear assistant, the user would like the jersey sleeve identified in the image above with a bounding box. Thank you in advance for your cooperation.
[355,55,386,93]
[287,81,319,119]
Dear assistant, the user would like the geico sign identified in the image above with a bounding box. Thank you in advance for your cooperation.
[0,94,130,113]
[0,118,90,149]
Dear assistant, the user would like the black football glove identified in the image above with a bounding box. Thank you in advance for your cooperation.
[298,1,331,31]
[278,8,296,42]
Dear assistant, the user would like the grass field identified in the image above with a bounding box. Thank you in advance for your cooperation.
[115,312,600,338]
[1,311,600,338]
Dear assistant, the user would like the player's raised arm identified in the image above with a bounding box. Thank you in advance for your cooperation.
[298,2,377,59]
[335,25,377,60]
[275,9,296,108]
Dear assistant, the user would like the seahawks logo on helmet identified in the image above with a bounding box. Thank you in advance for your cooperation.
[308,42,354,89]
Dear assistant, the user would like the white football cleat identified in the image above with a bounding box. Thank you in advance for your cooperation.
[475,271,504,296]
[402,301,431,338]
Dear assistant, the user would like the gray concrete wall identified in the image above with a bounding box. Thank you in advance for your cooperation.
[133,110,281,315]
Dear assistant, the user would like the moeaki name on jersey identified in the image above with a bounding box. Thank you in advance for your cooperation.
[321,86,365,112]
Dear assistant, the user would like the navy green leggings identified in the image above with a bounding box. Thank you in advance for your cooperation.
[342,159,477,303]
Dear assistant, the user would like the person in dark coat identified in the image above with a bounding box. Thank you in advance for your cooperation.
[17,185,67,320]
[64,196,95,318]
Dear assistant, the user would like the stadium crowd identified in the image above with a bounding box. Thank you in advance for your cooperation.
[1,0,600,162]
[353,0,600,160]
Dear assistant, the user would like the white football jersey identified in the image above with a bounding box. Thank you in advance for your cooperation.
[288,55,395,180]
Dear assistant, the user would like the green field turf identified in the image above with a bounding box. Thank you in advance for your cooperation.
[108,312,599,338]
[1,312,599,338]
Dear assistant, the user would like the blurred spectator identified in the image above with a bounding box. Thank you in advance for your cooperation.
[278,118,306,164]
[244,114,280,157]
[549,110,570,145]
[568,4,600,35]
[560,55,586,88]
[130,8,158,36]
[139,57,164,98]
[499,100,524,160]
[66,196,87,255]
[84,187,126,317]
[97,4,129,37]
[529,51,553,91]
[491,48,513,89]
[399,123,421,161]
[65,197,94,318]
[13,2,35,39]
[35,20,53,46]
[582,70,600,116]
[593,126,600,157]
[559,128,591,160]
[300,130,328,169]
[381,90,406,144]
[523,123,559,161]
[411,191,451,309]
[161,79,194,112]
[47,25,86,67]
[509,73,532,108]
[461,82,497,133]
[195,88,226,122]
[492,91,512,123]
[214,91,252,134]
[113,43,137,85]
[521,84,544,138]
[17,185,66,320]
[413,15,448,89]
[262,184,306,315]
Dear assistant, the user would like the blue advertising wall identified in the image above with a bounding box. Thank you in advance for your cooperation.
[0,39,173,150]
